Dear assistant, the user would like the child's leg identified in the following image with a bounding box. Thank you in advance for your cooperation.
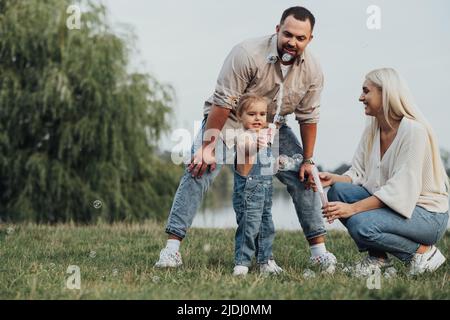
[256,181,275,264]
[233,177,266,267]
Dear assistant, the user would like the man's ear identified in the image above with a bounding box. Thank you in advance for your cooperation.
[275,25,280,33]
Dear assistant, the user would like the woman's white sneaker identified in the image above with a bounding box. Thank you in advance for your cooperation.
[352,255,392,277]
[409,245,446,275]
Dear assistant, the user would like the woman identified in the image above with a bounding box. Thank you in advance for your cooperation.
[318,68,449,276]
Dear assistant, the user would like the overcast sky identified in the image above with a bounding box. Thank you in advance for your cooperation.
[104,0,450,170]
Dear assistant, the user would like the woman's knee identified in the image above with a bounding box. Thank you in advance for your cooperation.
[346,215,379,243]
[327,182,352,202]
[328,182,370,204]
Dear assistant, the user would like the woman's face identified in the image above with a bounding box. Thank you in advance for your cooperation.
[359,80,383,117]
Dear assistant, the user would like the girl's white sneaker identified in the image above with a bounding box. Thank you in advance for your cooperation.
[260,259,284,275]
[233,265,249,276]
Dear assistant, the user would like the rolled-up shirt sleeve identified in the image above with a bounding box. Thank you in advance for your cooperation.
[373,125,428,219]
[343,127,369,185]
[295,70,323,124]
[212,45,255,110]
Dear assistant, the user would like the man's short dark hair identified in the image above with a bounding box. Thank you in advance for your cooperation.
[280,6,315,30]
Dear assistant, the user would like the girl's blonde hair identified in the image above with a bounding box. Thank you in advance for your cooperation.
[236,93,269,118]
[364,67,449,191]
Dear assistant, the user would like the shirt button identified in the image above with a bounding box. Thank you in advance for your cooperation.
[248,177,252,180]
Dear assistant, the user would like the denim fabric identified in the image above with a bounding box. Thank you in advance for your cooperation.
[165,120,325,240]
[328,182,449,262]
[233,148,274,266]
[274,125,325,239]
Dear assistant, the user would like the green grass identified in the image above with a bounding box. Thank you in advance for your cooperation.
[0,222,448,299]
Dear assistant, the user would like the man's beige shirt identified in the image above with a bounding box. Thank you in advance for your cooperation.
[203,34,324,147]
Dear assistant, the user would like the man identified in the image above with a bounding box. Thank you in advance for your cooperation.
[155,6,337,273]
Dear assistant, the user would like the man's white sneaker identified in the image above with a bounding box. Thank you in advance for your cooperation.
[309,251,337,274]
[233,265,249,276]
[352,255,392,277]
[154,247,182,268]
[409,245,446,275]
[260,259,284,275]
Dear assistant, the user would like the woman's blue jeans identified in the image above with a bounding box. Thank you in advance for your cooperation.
[328,182,449,262]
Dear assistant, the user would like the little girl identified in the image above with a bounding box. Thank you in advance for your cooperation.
[232,93,282,276]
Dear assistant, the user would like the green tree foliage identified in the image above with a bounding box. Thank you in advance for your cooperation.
[0,0,180,222]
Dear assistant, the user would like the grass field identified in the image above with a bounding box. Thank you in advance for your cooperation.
[0,222,448,299]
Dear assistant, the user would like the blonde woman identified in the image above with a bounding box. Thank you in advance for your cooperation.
[318,68,449,276]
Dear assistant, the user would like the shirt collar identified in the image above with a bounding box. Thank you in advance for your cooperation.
[266,34,305,66]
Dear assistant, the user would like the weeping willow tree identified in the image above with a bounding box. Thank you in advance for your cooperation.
[0,0,181,223]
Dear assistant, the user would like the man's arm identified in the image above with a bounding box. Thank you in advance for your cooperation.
[299,123,317,183]
[188,105,230,178]
[300,123,316,160]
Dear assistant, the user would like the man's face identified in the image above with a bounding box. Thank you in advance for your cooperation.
[276,15,313,63]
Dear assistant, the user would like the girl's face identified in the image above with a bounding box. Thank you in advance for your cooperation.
[240,101,268,131]
[359,80,383,117]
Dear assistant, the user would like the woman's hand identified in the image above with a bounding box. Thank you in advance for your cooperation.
[322,201,356,223]
[310,171,334,192]
[319,172,334,188]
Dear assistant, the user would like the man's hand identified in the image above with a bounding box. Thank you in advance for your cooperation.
[187,104,230,178]
[299,162,315,188]
[299,123,317,188]
[187,144,216,178]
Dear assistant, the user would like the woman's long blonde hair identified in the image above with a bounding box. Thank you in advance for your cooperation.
[364,68,449,191]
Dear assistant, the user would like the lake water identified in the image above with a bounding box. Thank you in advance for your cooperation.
[193,193,450,231]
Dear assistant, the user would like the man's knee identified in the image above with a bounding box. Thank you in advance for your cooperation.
[182,164,222,190]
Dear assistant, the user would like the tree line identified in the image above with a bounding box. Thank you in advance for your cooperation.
[0,0,182,223]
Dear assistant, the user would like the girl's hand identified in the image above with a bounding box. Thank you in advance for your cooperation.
[322,201,356,223]
[237,131,258,155]
[256,129,270,148]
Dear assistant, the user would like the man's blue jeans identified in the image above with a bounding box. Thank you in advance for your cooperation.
[165,121,325,240]
[328,182,449,262]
